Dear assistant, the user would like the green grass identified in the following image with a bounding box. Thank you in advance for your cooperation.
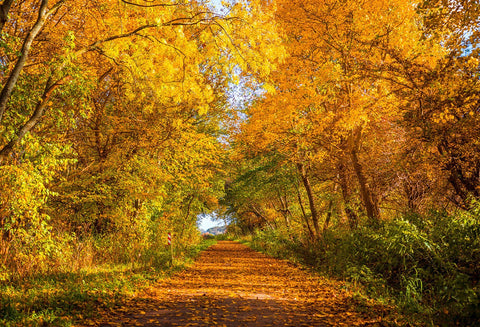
[0,238,216,327]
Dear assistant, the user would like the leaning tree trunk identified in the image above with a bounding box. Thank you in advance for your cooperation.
[0,75,67,162]
[0,0,14,35]
[0,0,67,123]
[349,127,380,226]
[295,183,315,240]
[297,162,320,238]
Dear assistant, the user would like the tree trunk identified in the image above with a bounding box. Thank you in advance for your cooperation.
[322,199,333,235]
[337,160,358,229]
[297,162,320,238]
[0,0,56,123]
[0,75,67,162]
[0,0,14,35]
[438,141,480,209]
[350,127,380,226]
[250,204,275,230]
[179,195,195,240]
[276,194,291,231]
[295,183,314,240]
[0,10,166,156]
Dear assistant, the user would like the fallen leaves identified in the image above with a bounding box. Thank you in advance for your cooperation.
[76,241,402,326]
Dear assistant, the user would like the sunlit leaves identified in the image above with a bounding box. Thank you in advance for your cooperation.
[90,241,394,326]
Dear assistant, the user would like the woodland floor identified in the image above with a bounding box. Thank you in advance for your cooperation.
[77,241,404,327]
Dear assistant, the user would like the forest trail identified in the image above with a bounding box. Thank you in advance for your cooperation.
[79,241,396,326]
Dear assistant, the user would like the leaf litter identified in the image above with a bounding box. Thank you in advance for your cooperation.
[76,241,406,326]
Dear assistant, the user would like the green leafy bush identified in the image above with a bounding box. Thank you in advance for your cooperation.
[246,208,480,325]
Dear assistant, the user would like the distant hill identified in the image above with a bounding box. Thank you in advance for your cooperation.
[205,225,226,235]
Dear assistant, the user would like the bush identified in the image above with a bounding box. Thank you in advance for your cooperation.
[246,208,480,325]
[249,228,301,262]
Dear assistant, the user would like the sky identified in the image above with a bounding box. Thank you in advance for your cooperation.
[208,0,227,12]
[197,213,224,231]
[196,0,242,233]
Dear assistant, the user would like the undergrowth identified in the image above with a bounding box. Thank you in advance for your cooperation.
[241,209,480,326]
[0,238,216,326]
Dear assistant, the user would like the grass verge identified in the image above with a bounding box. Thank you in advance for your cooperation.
[0,238,216,327]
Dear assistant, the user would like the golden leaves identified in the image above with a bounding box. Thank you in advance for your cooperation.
[82,241,393,327]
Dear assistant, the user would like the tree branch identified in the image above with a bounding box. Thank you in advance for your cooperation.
[121,0,183,8]
[0,74,70,162]
[0,0,68,123]
[0,0,14,34]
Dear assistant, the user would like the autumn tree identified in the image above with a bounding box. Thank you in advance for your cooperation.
[386,0,480,208]
[0,0,285,275]
[229,0,476,237]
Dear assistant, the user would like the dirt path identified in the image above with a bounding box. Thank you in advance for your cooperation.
[81,241,397,326]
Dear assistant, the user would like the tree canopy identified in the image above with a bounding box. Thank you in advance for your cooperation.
[1,0,480,324]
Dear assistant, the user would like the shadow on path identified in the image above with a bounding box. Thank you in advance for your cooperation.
[78,241,397,327]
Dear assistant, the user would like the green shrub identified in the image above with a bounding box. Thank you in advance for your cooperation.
[245,207,480,325]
